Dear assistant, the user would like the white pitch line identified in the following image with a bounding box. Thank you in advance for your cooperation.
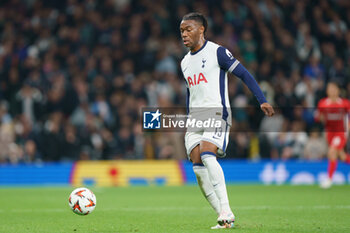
[1,205,350,214]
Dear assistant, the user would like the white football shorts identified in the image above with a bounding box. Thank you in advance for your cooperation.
[184,119,230,157]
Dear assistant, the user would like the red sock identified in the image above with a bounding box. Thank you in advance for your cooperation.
[328,160,338,179]
[345,154,350,164]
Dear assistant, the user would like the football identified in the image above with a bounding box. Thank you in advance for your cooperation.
[68,187,96,215]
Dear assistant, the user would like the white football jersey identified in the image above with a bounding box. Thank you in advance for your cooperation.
[181,41,240,125]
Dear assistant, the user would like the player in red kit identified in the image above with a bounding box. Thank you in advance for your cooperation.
[315,82,350,188]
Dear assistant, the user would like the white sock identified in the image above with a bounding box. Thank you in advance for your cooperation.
[193,164,221,215]
[201,153,232,213]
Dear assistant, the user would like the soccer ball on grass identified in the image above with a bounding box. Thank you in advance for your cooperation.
[68,187,96,215]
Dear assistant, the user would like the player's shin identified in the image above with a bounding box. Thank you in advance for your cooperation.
[328,159,337,180]
[193,164,221,215]
[200,152,231,213]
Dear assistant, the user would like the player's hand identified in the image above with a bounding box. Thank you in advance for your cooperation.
[260,102,274,117]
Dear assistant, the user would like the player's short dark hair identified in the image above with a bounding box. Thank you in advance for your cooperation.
[182,12,208,34]
[327,80,340,88]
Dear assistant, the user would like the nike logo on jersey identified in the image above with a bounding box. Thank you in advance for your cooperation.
[187,73,208,87]
[182,67,188,73]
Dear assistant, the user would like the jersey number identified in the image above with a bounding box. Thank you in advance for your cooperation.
[213,127,222,139]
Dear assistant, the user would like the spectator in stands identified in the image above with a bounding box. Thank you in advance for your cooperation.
[303,129,327,160]
[22,139,42,163]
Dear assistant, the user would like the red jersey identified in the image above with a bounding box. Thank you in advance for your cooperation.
[316,97,350,132]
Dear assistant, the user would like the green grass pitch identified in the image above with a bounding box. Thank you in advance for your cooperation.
[0,185,350,233]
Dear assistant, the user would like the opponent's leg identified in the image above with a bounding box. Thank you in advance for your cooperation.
[191,145,221,215]
[322,146,337,189]
[338,149,350,164]
[200,141,234,227]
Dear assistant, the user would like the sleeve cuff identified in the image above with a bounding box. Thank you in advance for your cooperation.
[228,60,240,73]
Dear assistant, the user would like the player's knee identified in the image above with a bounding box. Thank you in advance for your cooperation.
[328,147,337,160]
[200,141,218,154]
[191,157,202,164]
[190,146,202,164]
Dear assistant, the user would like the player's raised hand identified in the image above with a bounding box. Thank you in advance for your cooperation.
[260,102,274,117]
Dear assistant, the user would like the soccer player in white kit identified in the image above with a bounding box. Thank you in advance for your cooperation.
[180,12,275,229]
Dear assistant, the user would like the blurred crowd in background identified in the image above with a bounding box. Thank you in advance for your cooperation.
[0,0,349,163]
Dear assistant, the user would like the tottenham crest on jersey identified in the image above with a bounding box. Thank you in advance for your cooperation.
[202,58,206,68]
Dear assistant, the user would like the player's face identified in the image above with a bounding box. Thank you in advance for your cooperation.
[327,83,339,98]
[180,20,203,50]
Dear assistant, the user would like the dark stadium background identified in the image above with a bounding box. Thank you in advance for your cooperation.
[1,2,350,232]
[0,0,349,164]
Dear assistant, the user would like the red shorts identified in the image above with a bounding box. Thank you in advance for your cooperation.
[326,132,347,150]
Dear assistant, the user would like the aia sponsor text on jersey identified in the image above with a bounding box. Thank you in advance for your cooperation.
[187,73,208,87]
